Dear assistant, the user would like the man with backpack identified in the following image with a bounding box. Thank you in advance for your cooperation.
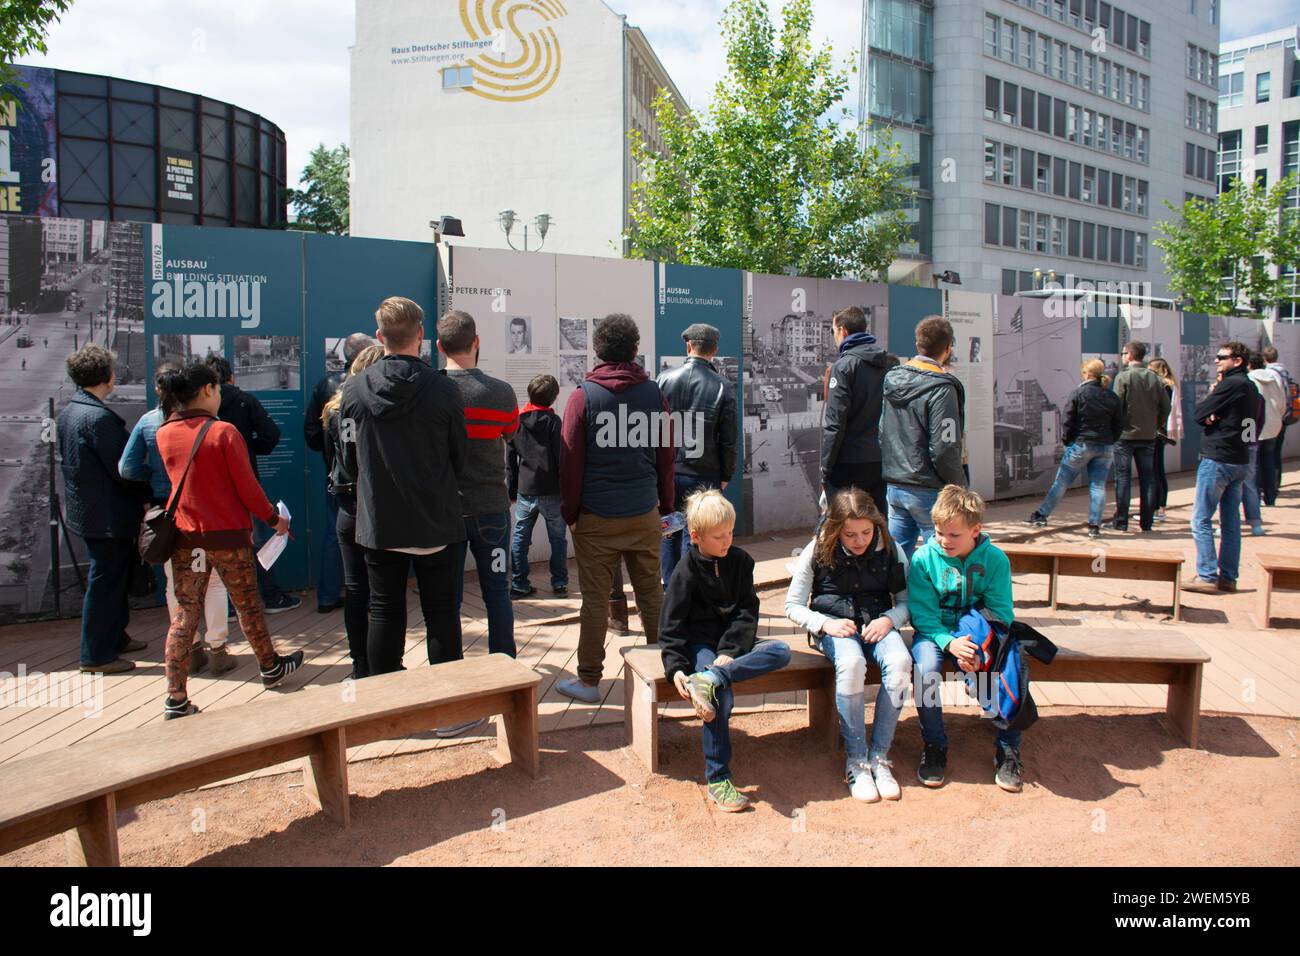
[1263,346,1296,491]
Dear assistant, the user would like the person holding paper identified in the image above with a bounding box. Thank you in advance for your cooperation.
[154,361,305,721]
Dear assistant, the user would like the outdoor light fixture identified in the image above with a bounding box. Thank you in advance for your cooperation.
[499,209,553,252]
[430,216,465,243]
[931,269,962,288]
[498,209,517,235]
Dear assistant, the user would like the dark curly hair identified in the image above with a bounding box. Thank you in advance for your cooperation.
[66,344,116,388]
[593,314,640,363]
[157,361,219,412]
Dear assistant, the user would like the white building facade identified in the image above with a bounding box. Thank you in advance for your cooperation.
[350,0,685,258]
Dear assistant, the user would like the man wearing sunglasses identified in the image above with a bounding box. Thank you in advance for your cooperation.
[1183,341,1261,594]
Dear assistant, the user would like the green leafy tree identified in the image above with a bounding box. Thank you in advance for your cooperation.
[1,0,73,105]
[626,0,910,280]
[1153,175,1300,316]
[287,143,350,235]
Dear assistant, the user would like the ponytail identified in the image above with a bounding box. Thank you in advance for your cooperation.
[157,360,219,414]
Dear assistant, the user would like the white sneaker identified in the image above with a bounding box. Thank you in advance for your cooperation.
[845,758,880,803]
[870,755,902,801]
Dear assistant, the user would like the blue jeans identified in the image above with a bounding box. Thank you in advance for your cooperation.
[818,629,911,760]
[1034,442,1114,526]
[80,537,135,666]
[661,475,719,587]
[454,512,516,657]
[886,485,939,560]
[511,494,569,591]
[1192,457,1249,582]
[318,491,343,606]
[1242,445,1262,524]
[689,640,792,783]
[912,638,1021,751]
[1112,438,1157,530]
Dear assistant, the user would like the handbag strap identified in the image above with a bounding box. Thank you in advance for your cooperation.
[163,418,217,518]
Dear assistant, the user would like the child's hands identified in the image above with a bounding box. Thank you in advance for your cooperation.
[862,617,893,644]
[822,618,859,638]
[948,635,978,669]
[673,671,691,700]
[713,654,735,667]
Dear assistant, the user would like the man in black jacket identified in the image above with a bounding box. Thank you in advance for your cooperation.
[821,307,891,512]
[206,356,297,612]
[305,333,374,614]
[339,296,468,674]
[1183,341,1261,594]
[657,322,739,585]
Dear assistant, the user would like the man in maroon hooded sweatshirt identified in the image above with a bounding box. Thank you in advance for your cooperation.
[556,314,675,702]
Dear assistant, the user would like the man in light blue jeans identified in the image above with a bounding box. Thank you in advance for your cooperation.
[886,485,940,561]
[1190,458,1250,585]
[1028,443,1114,531]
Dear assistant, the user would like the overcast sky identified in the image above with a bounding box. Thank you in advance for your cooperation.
[17,0,1300,186]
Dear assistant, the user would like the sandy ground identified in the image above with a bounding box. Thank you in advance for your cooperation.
[4,707,1297,867]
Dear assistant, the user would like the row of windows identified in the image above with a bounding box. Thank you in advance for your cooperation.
[983,201,1149,268]
[1185,94,1217,135]
[1219,70,1275,109]
[983,13,1150,111]
[867,0,932,64]
[1185,142,1216,185]
[1003,0,1151,60]
[869,56,931,127]
[1187,44,1218,88]
[984,76,1149,164]
[1001,269,1131,295]
[983,137,1148,216]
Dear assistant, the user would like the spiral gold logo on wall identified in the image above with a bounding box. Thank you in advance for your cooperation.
[458,0,567,102]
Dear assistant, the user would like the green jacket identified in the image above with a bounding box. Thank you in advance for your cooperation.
[1113,364,1171,442]
[908,534,1014,651]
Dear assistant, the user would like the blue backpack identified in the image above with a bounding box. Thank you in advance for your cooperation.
[954,608,1057,731]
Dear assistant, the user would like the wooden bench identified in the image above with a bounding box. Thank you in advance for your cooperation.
[1257,552,1300,628]
[0,654,539,867]
[1001,542,1185,621]
[622,628,1209,772]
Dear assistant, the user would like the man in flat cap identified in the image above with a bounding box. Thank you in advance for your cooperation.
[656,322,739,585]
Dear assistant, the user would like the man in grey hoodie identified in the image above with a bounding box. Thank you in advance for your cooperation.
[879,316,966,559]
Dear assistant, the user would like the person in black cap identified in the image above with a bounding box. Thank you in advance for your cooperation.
[821,306,891,514]
[656,322,738,586]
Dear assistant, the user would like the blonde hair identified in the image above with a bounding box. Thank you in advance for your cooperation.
[1147,357,1177,390]
[1081,358,1110,390]
[815,488,893,569]
[321,344,385,426]
[376,296,424,350]
[930,484,985,528]
[684,488,735,536]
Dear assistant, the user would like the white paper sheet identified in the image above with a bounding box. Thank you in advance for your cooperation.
[256,501,291,570]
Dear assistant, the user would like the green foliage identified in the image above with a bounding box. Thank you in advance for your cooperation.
[1153,175,1300,317]
[287,143,350,235]
[0,0,74,104]
[626,0,911,280]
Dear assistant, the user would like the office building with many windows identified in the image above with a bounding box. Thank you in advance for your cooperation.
[865,0,1220,299]
[1217,26,1300,319]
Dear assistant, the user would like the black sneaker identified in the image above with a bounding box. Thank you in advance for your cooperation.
[917,744,947,788]
[510,584,537,599]
[1088,525,1101,539]
[1025,513,1047,527]
[163,696,200,720]
[260,650,305,688]
[263,594,302,614]
[995,745,1024,793]
[1104,519,1128,532]
[316,599,344,613]
[553,584,568,595]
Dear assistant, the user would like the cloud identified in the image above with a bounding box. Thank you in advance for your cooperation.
[1221,0,1300,42]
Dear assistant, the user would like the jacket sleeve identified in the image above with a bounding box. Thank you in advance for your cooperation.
[882,543,912,631]
[446,385,468,479]
[716,385,739,482]
[221,428,276,525]
[559,387,587,526]
[1193,379,1238,426]
[716,552,760,658]
[783,538,830,635]
[980,547,1016,625]
[656,390,676,515]
[304,380,327,453]
[118,418,151,484]
[1158,382,1172,433]
[338,395,358,485]
[1061,390,1079,446]
[820,359,851,478]
[908,556,956,651]
[657,565,695,681]
[248,395,281,456]
[928,384,966,487]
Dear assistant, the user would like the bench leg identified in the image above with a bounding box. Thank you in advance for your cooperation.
[496,685,540,779]
[807,670,839,749]
[1166,663,1203,749]
[1172,571,1182,622]
[628,673,659,773]
[623,662,634,745]
[64,792,119,867]
[304,727,350,829]
[1261,571,1273,629]
[1048,558,1059,612]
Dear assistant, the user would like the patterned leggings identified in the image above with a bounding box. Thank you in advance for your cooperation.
[165,546,277,699]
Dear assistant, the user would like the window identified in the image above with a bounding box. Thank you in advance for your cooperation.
[1110,116,1122,155]
[1020,148,1034,188]
[1083,165,1096,202]
[1020,27,1035,69]
[1123,229,1135,266]
[1036,212,1050,253]
[1097,224,1110,261]
[1124,122,1135,159]
[1002,19,1017,63]
[1019,209,1034,250]
[1098,58,1109,98]
[1257,125,1269,154]
[1136,127,1148,163]
[1052,216,1066,255]
[985,203,1001,245]
[1036,152,1051,192]
[1069,161,1082,200]
[1054,98,1067,138]
[441,65,474,89]
[1038,91,1052,131]
[1111,228,1122,263]
[1053,156,1068,196]
[1258,71,1271,103]
[1186,93,1196,128]
[1219,71,1244,108]
[1098,169,1110,205]
[1122,176,1134,212]
[1055,40,1067,81]
[1067,103,1078,142]
[1068,219,1082,257]
[1003,143,1018,185]
[1003,81,1019,123]
[1256,168,1268,187]
[1038,33,1051,74]
[1083,221,1096,259]
[1085,54,1095,91]
[1004,205,1019,244]
[1070,47,1082,86]
[985,13,999,56]
[1082,109,1094,147]
[1021,87,1036,128]
[984,139,997,181]
[1135,233,1146,268]
[1137,180,1148,216]
[985,76,1000,120]
[1112,171,1123,209]
[1002,269,1018,296]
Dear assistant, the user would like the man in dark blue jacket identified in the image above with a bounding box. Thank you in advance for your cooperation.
[821,307,891,512]
[57,345,150,673]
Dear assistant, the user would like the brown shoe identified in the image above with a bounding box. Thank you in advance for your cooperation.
[81,658,135,674]
[189,641,208,675]
[207,644,237,675]
[1181,576,1220,594]
[120,638,148,653]
[608,597,630,633]
[1216,577,1238,593]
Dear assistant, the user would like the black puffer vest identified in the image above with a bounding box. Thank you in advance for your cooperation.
[809,539,905,627]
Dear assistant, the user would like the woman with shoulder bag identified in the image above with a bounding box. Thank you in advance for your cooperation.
[155,361,303,720]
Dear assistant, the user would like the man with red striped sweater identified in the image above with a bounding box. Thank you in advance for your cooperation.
[440,310,520,667]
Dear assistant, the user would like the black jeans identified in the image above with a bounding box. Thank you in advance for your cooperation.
[823,460,886,514]
[80,536,135,666]
[1258,437,1280,506]
[1152,440,1169,510]
[363,545,463,676]
[336,503,370,677]
[1112,438,1157,530]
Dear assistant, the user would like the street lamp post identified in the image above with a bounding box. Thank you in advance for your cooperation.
[499,210,554,252]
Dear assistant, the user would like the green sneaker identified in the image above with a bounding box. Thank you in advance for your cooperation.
[685,673,717,723]
[706,778,749,812]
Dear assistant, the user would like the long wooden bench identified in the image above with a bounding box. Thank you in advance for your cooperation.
[1000,542,1185,620]
[622,628,1209,772]
[0,654,539,866]
[1257,553,1300,628]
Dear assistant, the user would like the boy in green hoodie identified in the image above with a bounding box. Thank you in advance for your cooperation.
[907,485,1022,792]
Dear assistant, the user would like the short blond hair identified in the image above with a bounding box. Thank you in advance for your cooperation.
[684,488,735,536]
[930,484,985,528]
[376,296,424,350]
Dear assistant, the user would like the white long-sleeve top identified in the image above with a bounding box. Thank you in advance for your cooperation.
[1165,383,1184,441]
[1249,367,1287,441]
[784,535,911,636]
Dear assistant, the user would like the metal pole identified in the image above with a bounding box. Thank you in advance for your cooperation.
[48,397,59,616]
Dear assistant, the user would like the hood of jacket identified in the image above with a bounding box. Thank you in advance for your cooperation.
[586,361,648,394]
[884,357,961,407]
[354,354,439,421]
[1249,366,1284,391]
[838,331,878,354]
